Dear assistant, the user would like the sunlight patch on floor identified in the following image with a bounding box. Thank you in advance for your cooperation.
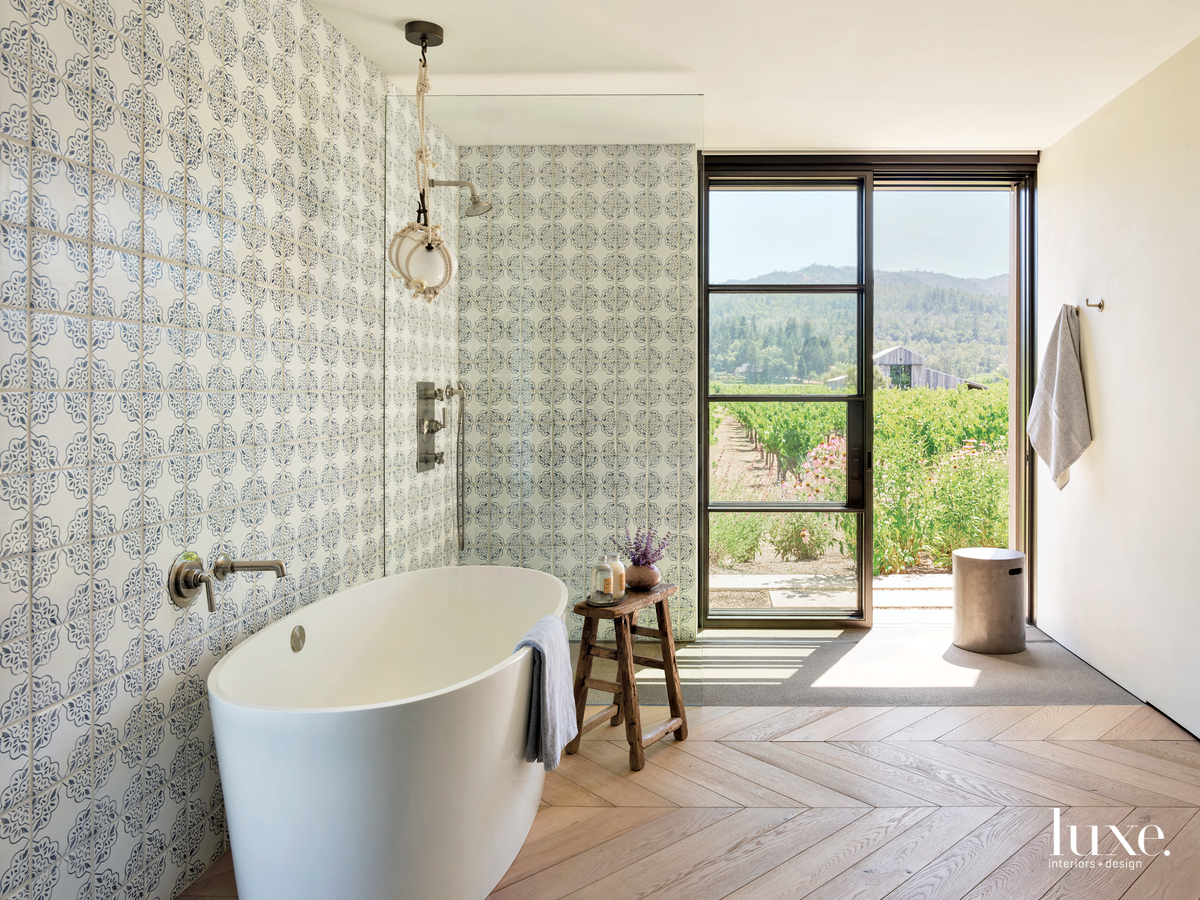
[685,670,802,683]
[698,646,818,658]
[811,627,982,688]
[635,644,705,685]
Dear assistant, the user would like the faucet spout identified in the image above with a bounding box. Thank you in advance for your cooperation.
[212,554,287,581]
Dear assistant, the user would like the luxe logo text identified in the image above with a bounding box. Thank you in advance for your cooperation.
[1047,808,1170,870]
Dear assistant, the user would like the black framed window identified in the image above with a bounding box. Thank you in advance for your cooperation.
[699,155,1038,630]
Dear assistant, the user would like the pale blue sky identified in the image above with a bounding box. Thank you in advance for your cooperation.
[709,189,1011,282]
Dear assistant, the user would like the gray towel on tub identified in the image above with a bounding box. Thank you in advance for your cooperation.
[514,615,578,772]
[1029,304,1093,490]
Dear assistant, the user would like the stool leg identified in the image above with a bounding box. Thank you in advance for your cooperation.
[614,613,645,771]
[612,609,638,726]
[655,598,688,741]
[609,625,624,727]
[565,616,597,755]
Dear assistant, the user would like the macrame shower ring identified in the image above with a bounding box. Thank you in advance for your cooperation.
[388,46,453,301]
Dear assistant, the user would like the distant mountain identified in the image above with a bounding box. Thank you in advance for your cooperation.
[724,265,860,286]
[878,270,1009,298]
[724,266,1009,298]
[710,265,1011,381]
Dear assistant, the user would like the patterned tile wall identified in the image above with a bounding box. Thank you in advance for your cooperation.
[0,2,455,899]
[456,144,699,641]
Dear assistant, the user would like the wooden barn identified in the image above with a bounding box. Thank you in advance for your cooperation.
[872,346,987,390]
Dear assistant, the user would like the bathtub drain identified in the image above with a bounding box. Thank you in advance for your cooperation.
[290,625,305,652]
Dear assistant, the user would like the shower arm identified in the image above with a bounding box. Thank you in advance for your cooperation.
[428,180,492,216]
[430,180,476,191]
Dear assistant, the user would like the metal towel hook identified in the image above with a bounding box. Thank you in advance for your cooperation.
[1074,298,1105,315]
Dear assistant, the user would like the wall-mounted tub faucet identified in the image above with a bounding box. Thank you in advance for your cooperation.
[212,553,287,582]
[169,551,287,612]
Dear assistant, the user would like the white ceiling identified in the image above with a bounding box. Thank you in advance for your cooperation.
[313,0,1200,151]
[421,94,704,146]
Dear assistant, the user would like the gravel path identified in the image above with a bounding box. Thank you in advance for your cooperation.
[709,414,780,502]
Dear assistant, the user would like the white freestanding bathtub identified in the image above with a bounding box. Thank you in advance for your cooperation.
[208,566,568,900]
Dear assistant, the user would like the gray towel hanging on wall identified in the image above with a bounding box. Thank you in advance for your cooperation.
[1029,303,1093,489]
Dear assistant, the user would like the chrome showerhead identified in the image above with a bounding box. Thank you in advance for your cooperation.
[464,194,493,217]
[430,179,492,218]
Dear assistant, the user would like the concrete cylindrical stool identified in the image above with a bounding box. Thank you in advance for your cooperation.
[952,548,1026,654]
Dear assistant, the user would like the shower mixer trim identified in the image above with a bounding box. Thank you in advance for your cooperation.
[413,379,468,551]
[416,380,449,472]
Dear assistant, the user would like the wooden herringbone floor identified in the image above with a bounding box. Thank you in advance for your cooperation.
[486,704,1200,900]
[181,703,1200,900]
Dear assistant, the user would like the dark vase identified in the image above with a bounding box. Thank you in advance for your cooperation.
[625,563,662,591]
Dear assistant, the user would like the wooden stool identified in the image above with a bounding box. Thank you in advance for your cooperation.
[564,583,688,771]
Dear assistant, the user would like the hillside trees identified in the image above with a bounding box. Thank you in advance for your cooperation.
[709,270,1009,384]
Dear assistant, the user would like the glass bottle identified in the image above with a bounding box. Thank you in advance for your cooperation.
[606,554,626,601]
[589,556,614,606]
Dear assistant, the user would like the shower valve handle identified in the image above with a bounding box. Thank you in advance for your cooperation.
[168,551,217,613]
[423,407,449,434]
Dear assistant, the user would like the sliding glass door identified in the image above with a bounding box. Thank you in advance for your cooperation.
[699,157,1037,629]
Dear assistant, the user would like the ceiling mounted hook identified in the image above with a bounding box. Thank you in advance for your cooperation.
[404,20,444,50]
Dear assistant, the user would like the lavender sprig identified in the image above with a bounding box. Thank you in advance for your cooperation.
[610,524,671,566]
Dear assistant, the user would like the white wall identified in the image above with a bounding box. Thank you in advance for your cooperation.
[1037,35,1200,735]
